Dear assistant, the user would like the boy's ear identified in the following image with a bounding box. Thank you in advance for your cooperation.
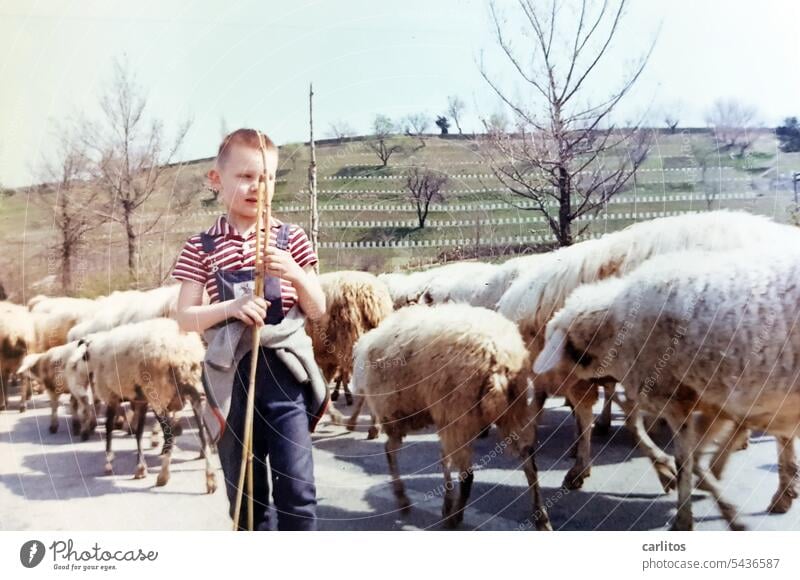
[207,168,221,189]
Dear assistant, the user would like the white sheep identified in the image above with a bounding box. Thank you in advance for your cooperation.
[1,302,84,411]
[305,271,393,439]
[534,245,800,530]
[73,318,216,493]
[67,285,181,341]
[352,303,552,530]
[16,342,96,438]
[498,210,800,492]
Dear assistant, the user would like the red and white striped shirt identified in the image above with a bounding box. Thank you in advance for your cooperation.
[171,215,318,314]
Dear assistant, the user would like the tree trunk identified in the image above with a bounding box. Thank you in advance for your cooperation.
[61,241,72,294]
[124,211,137,279]
[557,165,572,246]
[308,83,319,272]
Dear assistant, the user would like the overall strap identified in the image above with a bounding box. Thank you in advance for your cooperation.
[276,223,291,251]
[199,233,219,272]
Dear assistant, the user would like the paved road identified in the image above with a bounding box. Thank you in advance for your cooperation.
[2,391,799,531]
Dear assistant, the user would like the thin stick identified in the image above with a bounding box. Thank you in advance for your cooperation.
[232,131,271,530]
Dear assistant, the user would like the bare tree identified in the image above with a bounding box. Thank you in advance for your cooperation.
[705,98,759,157]
[690,140,720,209]
[447,96,466,135]
[36,126,106,293]
[368,114,402,167]
[664,113,679,133]
[87,58,191,280]
[328,120,355,143]
[480,0,653,246]
[435,116,450,135]
[406,167,447,228]
[403,113,430,149]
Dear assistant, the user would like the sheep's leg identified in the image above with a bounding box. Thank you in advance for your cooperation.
[0,370,7,410]
[150,417,162,448]
[343,380,353,406]
[521,443,552,531]
[563,381,596,490]
[330,378,340,402]
[623,400,676,492]
[104,402,116,475]
[707,419,748,480]
[661,409,695,531]
[132,399,148,480]
[69,395,80,436]
[594,382,615,436]
[78,395,93,441]
[19,375,30,413]
[188,392,217,494]
[367,413,379,440]
[154,412,173,487]
[440,459,457,526]
[48,390,60,434]
[768,436,799,514]
[385,434,410,514]
[345,395,366,432]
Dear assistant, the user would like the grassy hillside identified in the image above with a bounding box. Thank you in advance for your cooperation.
[1,130,798,300]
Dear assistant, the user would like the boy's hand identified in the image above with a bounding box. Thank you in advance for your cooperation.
[265,247,304,282]
[230,294,269,327]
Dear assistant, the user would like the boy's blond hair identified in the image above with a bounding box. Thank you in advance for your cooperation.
[217,128,277,166]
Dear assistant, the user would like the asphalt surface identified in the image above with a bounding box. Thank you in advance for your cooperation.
[2,390,799,531]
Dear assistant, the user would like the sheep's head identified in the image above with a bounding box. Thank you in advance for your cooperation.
[534,278,625,382]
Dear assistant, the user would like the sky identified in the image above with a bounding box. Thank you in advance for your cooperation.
[1,0,798,187]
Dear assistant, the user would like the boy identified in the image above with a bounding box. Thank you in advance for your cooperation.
[172,128,326,531]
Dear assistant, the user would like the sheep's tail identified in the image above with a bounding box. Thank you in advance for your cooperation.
[480,371,512,425]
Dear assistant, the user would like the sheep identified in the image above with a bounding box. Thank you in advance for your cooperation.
[67,285,180,341]
[305,271,393,439]
[16,342,96,438]
[1,301,84,410]
[534,245,800,530]
[498,210,800,492]
[352,303,552,530]
[378,262,497,309]
[73,318,216,493]
[28,295,100,318]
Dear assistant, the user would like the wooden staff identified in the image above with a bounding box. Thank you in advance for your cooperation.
[232,131,272,530]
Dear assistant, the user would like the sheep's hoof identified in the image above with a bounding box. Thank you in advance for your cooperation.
[155,472,169,487]
[330,389,339,402]
[655,462,678,493]
[535,514,554,531]
[206,473,218,494]
[768,490,797,514]
[344,393,353,406]
[80,430,90,442]
[345,419,358,432]
[593,421,610,437]
[49,424,58,434]
[366,426,379,440]
[442,511,463,529]
[104,463,113,476]
[134,464,147,479]
[71,420,81,436]
[669,518,693,532]
[397,496,411,515]
[563,466,590,490]
[19,404,27,414]
[728,521,747,531]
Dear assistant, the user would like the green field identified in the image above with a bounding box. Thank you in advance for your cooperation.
[1,130,798,300]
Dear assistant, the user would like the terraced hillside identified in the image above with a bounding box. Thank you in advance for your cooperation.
[1,130,798,299]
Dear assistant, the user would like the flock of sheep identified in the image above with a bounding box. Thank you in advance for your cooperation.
[2,210,798,531]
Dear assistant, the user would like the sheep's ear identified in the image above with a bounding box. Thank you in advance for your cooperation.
[534,328,567,375]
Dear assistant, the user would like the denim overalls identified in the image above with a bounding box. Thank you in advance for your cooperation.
[202,224,317,531]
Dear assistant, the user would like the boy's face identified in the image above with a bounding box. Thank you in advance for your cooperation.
[209,144,278,223]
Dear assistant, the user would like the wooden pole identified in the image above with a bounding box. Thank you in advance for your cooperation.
[308,83,319,272]
[232,131,272,531]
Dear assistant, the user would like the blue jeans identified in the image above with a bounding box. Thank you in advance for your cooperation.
[218,347,317,531]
